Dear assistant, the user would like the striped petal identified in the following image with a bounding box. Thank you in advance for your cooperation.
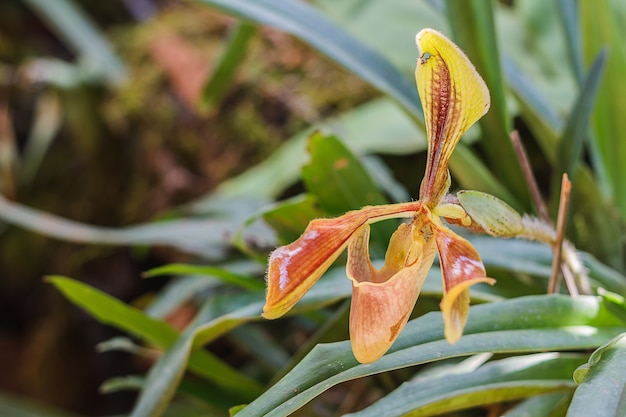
[433,223,495,343]
[263,202,423,319]
[415,29,490,207]
[347,217,437,363]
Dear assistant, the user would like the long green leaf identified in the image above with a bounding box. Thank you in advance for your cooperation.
[201,22,256,112]
[143,264,265,291]
[235,295,624,417]
[502,392,572,417]
[346,353,581,417]
[0,194,260,259]
[49,276,179,346]
[124,270,348,417]
[47,276,262,394]
[128,295,261,417]
[568,333,626,417]
[556,50,607,182]
[580,0,626,218]
[129,335,195,417]
[101,375,233,413]
[557,0,584,84]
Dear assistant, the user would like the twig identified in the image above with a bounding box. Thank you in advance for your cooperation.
[563,241,591,294]
[510,130,551,223]
[509,132,582,295]
[548,174,572,294]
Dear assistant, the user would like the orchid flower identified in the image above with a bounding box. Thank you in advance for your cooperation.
[262,29,497,363]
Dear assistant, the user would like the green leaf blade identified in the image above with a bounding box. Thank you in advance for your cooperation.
[346,354,581,417]
[556,49,607,181]
[201,22,257,112]
[568,334,626,417]
[235,295,625,417]
[580,0,626,218]
[143,263,265,291]
[48,276,262,396]
[48,276,179,347]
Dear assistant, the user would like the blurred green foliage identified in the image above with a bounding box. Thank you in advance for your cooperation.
[1,0,626,416]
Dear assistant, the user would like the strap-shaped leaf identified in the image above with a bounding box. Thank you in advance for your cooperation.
[47,276,262,396]
[235,295,625,417]
[581,0,626,219]
[569,333,626,417]
[345,353,582,417]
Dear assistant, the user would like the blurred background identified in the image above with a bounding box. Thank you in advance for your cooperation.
[1,0,626,416]
[0,0,379,414]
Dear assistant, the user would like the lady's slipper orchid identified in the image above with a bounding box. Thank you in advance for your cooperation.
[263,28,496,363]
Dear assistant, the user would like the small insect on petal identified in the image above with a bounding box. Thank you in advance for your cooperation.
[415,29,490,207]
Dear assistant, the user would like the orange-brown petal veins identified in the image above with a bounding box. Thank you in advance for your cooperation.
[346,225,375,283]
[263,201,424,319]
[415,29,490,207]
[432,223,495,343]
[349,223,438,363]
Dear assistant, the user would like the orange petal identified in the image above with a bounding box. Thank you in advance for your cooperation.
[433,224,495,343]
[439,277,494,344]
[347,221,423,285]
[263,202,423,319]
[415,29,490,207]
[348,222,437,363]
[345,225,376,283]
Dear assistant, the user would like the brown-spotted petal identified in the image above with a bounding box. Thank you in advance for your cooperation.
[433,223,495,344]
[263,202,423,319]
[348,221,438,363]
[415,29,490,206]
